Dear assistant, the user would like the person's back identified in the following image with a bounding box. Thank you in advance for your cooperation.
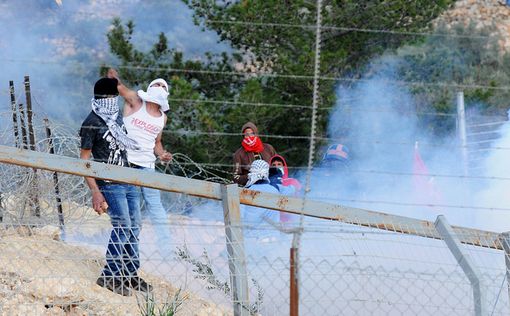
[243,160,280,227]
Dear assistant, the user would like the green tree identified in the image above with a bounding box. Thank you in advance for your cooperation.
[391,22,510,134]
[106,18,244,178]
[106,1,454,179]
[183,0,454,161]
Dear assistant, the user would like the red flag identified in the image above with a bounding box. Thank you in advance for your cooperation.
[413,142,442,207]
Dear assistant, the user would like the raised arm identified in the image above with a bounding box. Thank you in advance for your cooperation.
[107,68,142,115]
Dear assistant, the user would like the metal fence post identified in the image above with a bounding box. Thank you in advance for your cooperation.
[9,81,20,148]
[435,215,486,316]
[44,119,64,231]
[24,76,36,152]
[221,184,250,316]
[290,231,301,316]
[457,91,469,177]
[499,232,510,312]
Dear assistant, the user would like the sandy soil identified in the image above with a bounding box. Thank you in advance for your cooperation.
[0,225,231,316]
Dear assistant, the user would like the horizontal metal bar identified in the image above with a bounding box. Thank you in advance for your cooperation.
[467,130,500,137]
[466,140,496,146]
[467,121,506,128]
[467,148,492,154]
[0,145,502,249]
[0,145,223,199]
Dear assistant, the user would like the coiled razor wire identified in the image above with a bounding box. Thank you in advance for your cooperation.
[0,110,232,225]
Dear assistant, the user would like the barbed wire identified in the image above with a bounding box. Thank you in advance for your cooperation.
[4,4,510,314]
[2,57,510,92]
[0,89,436,115]
[18,89,507,122]
[4,144,510,214]
[314,195,510,212]
[204,20,499,40]
[4,110,510,185]
[5,142,510,184]
[28,119,507,152]
[0,88,484,120]
[53,6,503,41]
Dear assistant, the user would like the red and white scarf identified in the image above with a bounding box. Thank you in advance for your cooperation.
[242,136,264,153]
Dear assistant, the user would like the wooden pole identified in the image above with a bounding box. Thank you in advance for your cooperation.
[18,104,28,149]
[18,104,40,217]
[0,193,3,223]
[290,246,299,316]
[9,81,20,148]
[24,77,41,218]
[24,76,36,151]
[44,119,64,229]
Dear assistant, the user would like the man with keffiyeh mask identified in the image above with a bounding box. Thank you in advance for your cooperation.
[107,68,174,259]
[80,78,148,296]
[233,122,276,186]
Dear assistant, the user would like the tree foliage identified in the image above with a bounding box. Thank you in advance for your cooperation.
[106,1,454,179]
[391,23,510,134]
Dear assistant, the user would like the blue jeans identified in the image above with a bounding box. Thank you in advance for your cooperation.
[139,167,172,256]
[100,183,141,277]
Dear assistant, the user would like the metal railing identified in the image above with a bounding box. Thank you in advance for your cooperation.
[1,145,510,315]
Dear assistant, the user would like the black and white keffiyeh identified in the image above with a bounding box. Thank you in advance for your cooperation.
[91,97,140,150]
[246,159,270,188]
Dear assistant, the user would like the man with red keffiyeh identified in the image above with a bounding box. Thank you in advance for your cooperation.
[233,122,276,186]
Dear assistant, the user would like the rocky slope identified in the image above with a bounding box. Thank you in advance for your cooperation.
[0,225,230,316]
[435,0,510,51]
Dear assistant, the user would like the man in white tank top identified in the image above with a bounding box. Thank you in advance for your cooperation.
[107,68,173,265]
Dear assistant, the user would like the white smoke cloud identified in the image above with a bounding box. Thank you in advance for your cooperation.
[0,0,230,126]
[299,53,510,232]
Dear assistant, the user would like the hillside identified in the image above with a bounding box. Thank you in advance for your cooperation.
[0,225,230,316]
[435,0,510,51]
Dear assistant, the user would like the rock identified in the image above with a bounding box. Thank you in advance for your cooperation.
[34,225,61,241]
[434,0,510,52]
[25,277,84,300]
[43,307,65,316]
[1,294,46,316]
[195,305,229,316]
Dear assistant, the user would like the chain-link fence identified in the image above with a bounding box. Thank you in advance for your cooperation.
[1,192,510,315]
[2,111,510,316]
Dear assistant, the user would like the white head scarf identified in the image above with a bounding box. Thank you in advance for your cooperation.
[246,159,270,188]
[137,78,170,112]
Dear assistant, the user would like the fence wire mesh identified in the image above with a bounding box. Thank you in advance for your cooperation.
[2,112,510,316]
[1,195,510,316]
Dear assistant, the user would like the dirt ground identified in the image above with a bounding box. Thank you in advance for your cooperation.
[0,225,231,316]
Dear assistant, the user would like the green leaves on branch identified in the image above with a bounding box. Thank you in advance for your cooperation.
[106,1,455,178]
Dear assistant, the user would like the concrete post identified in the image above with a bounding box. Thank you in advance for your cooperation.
[222,184,250,315]
[456,91,469,176]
